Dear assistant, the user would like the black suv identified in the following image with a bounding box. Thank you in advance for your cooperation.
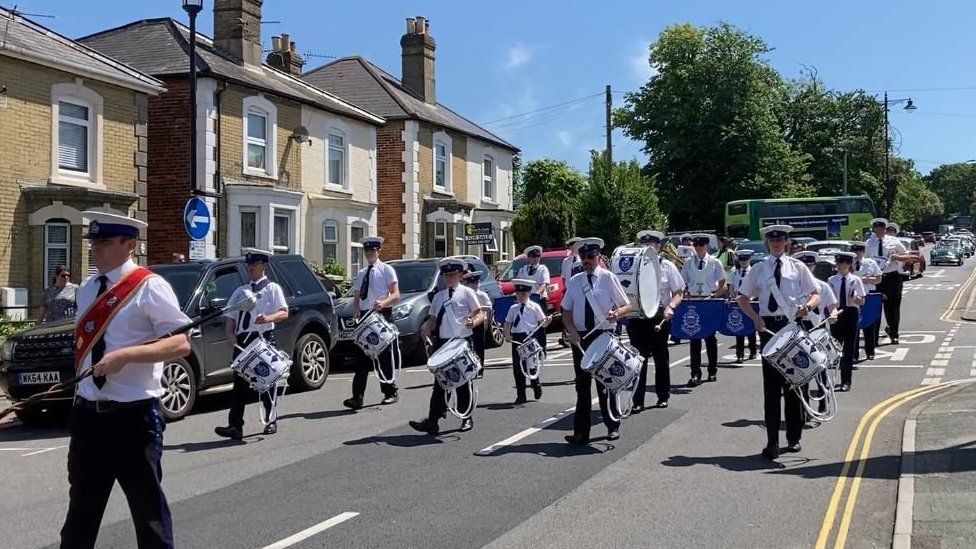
[332,255,503,365]
[0,254,337,424]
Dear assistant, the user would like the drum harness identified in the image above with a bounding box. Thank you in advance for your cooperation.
[514,320,548,381]
[354,309,402,384]
[431,298,479,419]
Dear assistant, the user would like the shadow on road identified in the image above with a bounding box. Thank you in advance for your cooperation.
[482,441,605,458]
[276,408,357,421]
[721,419,766,429]
[662,454,787,471]
[0,423,68,441]
[343,433,445,448]
[767,443,976,480]
[165,438,248,452]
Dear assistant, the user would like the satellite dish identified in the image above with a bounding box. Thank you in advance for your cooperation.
[290,125,310,145]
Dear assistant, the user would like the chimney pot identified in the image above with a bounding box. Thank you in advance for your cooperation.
[271,35,281,51]
[415,16,426,33]
[401,15,435,103]
[213,0,264,66]
[424,20,430,34]
[289,41,296,52]
[281,32,290,48]
[405,17,415,34]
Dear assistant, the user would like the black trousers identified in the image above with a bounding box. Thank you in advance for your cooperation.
[626,313,672,405]
[735,333,757,358]
[759,317,804,448]
[228,331,274,428]
[831,307,859,385]
[689,334,718,376]
[570,330,621,440]
[61,399,172,549]
[510,332,542,399]
[857,294,878,357]
[472,323,487,366]
[878,272,903,340]
[351,310,398,399]
[427,336,473,423]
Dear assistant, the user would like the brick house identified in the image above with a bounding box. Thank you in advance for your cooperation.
[0,7,163,311]
[302,16,518,264]
[78,0,383,270]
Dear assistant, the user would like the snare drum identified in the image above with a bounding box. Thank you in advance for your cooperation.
[580,332,642,392]
[808,325,842,368]
[231,337,292,393]
[761,322,828,386]
[517,337,545,380]
[352,311,399,358]
[427,339,480,391]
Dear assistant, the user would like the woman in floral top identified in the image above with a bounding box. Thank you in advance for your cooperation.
[37,265,78,322]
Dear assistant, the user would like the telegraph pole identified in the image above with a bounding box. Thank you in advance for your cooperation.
[605,84,612,186]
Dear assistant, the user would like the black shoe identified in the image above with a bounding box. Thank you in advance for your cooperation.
[459,417,473,432]
[748,353,757,360]
[837,384,851,392]
[408,418,439,435]
[380,395,399,405]
[565,433,588,445]
[513,396,528,405]
[867,354,875,360]
[263,422,277,435]
[707,374,717,382]
[631,404,644,414]
[891,338,899,345]
[804,420,821,430]
[736,357,743,364]
[607,430,620,441]
[688,377,702,387]
[761,446,780,460]
[476,368,484,379]
[215,426,243,440]
[785,442,801,453]
[656,399,669,409]
[343,397,363,410]
[852,364,859,370]
[533,385,543,400]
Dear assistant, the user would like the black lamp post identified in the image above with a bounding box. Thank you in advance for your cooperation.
[183,0,203,194]
[882,91,917,216]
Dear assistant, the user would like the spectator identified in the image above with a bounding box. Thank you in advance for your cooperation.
[172,253,187,263]
[790,240,806,254]
[714,237,735,275]
[37,265,78,322]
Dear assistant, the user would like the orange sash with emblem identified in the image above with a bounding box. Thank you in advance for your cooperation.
[75,267,155,372]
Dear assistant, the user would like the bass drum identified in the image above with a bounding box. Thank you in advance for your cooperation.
[609,246,661,318]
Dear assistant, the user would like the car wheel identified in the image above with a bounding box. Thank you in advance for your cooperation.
[160,358,196,421]
[487,318,505,349]
[14,405,68,427]
[291,332,329,391]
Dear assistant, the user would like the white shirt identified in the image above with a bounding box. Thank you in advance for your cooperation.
[430,284,482,339]
[475,289,492,311]
[852,256,883,292]
[728,266,751,294]
[561,254,582,279]
[353,259,398,309]
[864,234,907,274]
[76,259,191,402]
[738,254,818,317]
[562,266,630,331]
[516,262,550,295]
[828,272,867,309]
[225,276,288,335]
[658,258,686,304]
[505,299,546,334]
[681,253,726,296]
[812,278,837,322]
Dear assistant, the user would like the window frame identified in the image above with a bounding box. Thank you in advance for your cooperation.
[271,210,293,254]
[322,220,339,261]
[350,224,366,274]
[242,96,278,179]
[325,128,349,190]
[433,221,448,257]
[432,131,452,193]
[454,221,466,256]
[44,221,71,286]
[50,81,104,187]
[482,155,495,201]
[239,207,258,250]
[57,99,92,176]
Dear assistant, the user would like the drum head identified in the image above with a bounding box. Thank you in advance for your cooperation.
[581,332,615,370]
[638,251,661,318]
[428,338,465,367]
[762,323,802,357]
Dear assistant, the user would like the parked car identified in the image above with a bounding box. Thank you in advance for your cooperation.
[930,246,963,266]
[665,232,718,252]
[922,231,936,243]
[497,249,570,314]
[805,240,853,253]
[732,240,769,266]
[331,256,503,367]
[0,255,337,424]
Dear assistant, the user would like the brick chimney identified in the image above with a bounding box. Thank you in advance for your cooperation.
[213,0,263,66]
[266,33,304,75]
[400,16,436,104]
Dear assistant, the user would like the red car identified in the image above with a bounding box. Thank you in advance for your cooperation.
[498,249,573,315]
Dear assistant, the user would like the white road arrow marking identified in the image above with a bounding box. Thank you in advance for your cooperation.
[873,347,909,361]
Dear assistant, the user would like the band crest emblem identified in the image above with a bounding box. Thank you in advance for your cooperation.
[681,305,702,336]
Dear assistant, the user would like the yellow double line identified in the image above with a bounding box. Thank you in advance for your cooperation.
[814,380,970,548]
[939,261,976,322]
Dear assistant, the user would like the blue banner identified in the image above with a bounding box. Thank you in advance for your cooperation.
[670,299,725,339]
[718,301,760,336]
[858,293,883,329]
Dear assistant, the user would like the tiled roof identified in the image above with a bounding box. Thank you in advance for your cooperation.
[302,57,517,151]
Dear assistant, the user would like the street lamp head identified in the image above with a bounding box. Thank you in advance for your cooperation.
[182,0,204,14]
[903,98,917,112]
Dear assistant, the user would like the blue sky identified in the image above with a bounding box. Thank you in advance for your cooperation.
[20,0,976,175]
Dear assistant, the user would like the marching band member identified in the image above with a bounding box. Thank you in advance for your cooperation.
[463,267,492,377]
[851,242,882,361]
[681,234,727,385]
[62,212,191,548]
[865,218,911,345]
[503,279,549,403]
[829,252,866,392]
[343,236,400,410]
[729,250,757,363]
[216,249,289,440]
[562,238,631,444]
[792,251,838,328]
[680,233,693,247]
[561,237,584,280]
[737,225,820,460]
[517,245,550,298]
[626,230,684,411]
[410,258,484,435]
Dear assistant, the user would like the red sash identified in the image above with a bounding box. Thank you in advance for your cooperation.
[75,267,155,372]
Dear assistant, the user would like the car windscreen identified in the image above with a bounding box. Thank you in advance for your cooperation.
[807,242,851,252]
[392,263,438,293]
[499,257,565,281]
[734,241,767,253]
[152,266,204,309]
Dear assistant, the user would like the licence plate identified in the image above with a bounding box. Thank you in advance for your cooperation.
[18,371,61,385]
[339,329,355,341]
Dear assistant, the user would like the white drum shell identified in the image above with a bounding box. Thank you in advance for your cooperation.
[808,325,842,367]
[609,246,661,318]
[762,323,828,386]
[352,313,399,358]
[231,338,292,393]
[517,338,545,378]
[427,339,480,391]
[580,332,643,392]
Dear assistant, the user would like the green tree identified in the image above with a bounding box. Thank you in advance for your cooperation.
[511,195,575,250]
[890,158,943,230]
[516,158,586,206]
[615,22,808,230]
[924,162,976,216]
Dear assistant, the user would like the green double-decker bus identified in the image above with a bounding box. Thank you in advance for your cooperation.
[725,196,877,241]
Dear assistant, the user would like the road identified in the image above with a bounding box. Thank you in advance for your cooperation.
[1,252,974,549]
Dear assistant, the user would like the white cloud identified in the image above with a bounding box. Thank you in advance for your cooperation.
[504,43,532,70]
[628,39,659,82]
[556,130,573,147]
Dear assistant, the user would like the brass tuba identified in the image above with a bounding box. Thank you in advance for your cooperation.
[660,241,685,268]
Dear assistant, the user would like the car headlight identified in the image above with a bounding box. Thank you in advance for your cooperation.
[1,339,15,361]
[391,304,413,322]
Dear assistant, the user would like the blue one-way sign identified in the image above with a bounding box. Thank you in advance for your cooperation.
[183,197,211,241]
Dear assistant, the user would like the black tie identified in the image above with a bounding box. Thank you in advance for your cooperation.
[528,265,537,276]
[435,288,454,337]
[698,258,704,270]
[584,274,595,331]
[92,275,109,389]
[840,277,848,308]
[359,264,373,301]
[855,260,861,272]
[768,259,782,313]
[239,282,258,331]
[514,303,524,328]
[878,239,883,257]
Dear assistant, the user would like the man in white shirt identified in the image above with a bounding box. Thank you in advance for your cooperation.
[462,267,492,376]
[728,249,757,363]
[215,249,289,440]
[851,242,883,360]
[829,252,866,392]
[503,279,550,403]
[792,251,838,328]
[864,218,912,344]
[626,230,684,410]
[561,237,583,281]
[681,234,727,385]
[62,211,191,549]
[737,225,820,460]
[562,238,632,445]
[517,245,550,297]
[344,237,401,410]
[409,258,484,435]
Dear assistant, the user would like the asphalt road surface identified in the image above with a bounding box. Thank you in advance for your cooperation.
[2,250,975,549]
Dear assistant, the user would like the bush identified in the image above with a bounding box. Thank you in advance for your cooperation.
[310,259,352,297]
[0,315,34,341]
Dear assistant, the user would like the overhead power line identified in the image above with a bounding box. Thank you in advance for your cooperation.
[483,92,603,125]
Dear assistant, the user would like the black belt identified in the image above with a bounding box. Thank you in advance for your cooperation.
[74,396,154,413]
[761,315,788,321]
